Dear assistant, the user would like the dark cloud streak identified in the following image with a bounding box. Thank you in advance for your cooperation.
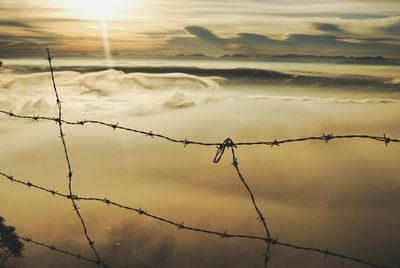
[0,20,32,28]
[168,25,400,57]
[383,22,400,34]
[313,22,347,34]
[185,26,227,45]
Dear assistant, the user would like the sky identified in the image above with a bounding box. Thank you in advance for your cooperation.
[0,0,400,58]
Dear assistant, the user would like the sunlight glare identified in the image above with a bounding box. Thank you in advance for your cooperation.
[67,0,131,66]
[70,0,127,20]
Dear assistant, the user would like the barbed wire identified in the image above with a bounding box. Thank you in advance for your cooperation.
[17,236,107,267]
[0,50,396,268]
[215,138,272,267]
[0,171,390,268]
[45,49,104,267]
[0,110,398,150]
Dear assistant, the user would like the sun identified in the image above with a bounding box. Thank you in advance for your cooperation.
[69,0,127,20]
[65,0,131,66]
[64,0,140,66]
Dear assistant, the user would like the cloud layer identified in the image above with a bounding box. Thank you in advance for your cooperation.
[1,66,400,117]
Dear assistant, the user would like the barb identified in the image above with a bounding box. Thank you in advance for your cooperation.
[1,110,399,149]
[17,236,107,267]
[0,171,389,268]
[45,49,103,266]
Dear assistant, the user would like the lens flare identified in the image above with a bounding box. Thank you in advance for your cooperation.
[68,0,129,66]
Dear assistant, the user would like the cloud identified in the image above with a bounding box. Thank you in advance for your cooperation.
[184,26,226,45]
[243,95,400,104]
[0,69,224,116]
[0,17,96,57]
[236,33,276,44]
[0,20,31,28]
[168,25,400,57]
[313,22,347,34]
[281,12,391,19]
[0,41,22,48]
[1,67,399,119]
[387,77,400,85]
[0,18,65,57]
[383,22,400,34]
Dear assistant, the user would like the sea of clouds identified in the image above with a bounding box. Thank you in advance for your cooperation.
[1,67,399,118]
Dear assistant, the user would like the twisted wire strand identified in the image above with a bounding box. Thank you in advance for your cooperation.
[45,49,104,267]
[0,171,389,268]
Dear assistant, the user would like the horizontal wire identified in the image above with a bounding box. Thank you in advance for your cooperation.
[1,110,398,149]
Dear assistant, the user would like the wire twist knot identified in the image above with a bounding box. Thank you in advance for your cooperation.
[213,138,236,163]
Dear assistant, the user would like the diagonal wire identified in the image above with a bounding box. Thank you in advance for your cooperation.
[214,138,272,267]
[0,171,390,268]
[45,49,104,267]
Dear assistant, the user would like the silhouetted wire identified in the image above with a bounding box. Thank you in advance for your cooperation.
[17,236,107,267]
[45,49,104,267]
[0,171,390,268]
